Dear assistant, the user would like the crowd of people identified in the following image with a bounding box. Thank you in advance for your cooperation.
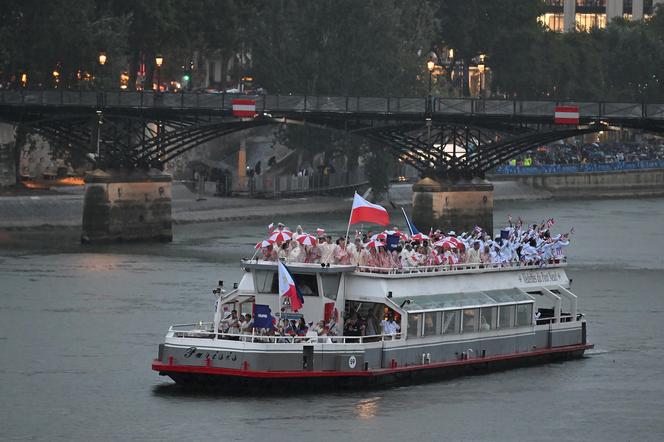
[255,217,572,270]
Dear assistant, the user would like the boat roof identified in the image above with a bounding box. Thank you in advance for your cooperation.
[242,259,357,274]
[394,288,534,313]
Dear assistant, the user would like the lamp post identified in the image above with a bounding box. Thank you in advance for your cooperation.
[426,60,435,173]
[98,52,107,91]
[155,54,164,92]
[427,59,435,111]
[477,54,485,98]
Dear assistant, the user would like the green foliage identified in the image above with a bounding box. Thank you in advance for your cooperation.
[363,142,395,201]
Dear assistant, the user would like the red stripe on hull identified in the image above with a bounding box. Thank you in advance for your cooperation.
[152,343,593,379]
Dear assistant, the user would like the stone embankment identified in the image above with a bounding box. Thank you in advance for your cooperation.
[489,168,664,199]
[0,169,662,230]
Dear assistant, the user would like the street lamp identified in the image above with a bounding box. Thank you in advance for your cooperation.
[477,54,486,97]
[98,52,107,66]
[426,60,435,113]
[155,54,164,92]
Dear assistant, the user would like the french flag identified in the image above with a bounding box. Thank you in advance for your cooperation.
[277,261,303,311]
[349,193,390,226]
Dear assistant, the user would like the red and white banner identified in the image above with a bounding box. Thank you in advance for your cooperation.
[349,193,390,226]
[554,106,580,125]
[278,261,303,311]
[232,98,257,117]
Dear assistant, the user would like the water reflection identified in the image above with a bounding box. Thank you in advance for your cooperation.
[354,396,382,420]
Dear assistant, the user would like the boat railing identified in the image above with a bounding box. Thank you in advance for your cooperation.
[356,259,566,275]
[168,325,401,344]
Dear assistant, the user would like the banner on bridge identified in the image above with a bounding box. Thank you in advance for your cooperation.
[232,99,257,117]
[554,106,580,125]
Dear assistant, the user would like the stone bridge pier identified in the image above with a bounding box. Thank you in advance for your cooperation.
[81,170,172,244]
[412,177,494,235]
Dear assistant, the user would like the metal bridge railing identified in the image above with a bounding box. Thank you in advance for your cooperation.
[2,90,663,120]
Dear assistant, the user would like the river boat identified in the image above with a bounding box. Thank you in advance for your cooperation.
[152,257,592,390]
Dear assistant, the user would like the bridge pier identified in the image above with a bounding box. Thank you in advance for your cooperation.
[412,177,494,235]
[81,170,172,244]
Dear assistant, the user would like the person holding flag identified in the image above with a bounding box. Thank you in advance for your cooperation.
[277,260,304,312]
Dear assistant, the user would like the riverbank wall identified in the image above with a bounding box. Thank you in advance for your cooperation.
[489,167,664,198]
[1,169,663,231]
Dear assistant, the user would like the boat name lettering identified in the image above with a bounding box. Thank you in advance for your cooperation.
[519,270,561,284]
[183,347,236,361]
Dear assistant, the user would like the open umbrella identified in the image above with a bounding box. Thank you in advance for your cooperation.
[268,230,292,244]
[255,239,273,249]
[433,239,456,249]
[365,239,385,248]
[411,233,429,241]
[444,236,464,249]
[296,234,317,246]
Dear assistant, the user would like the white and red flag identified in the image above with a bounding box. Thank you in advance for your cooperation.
[232,98,257,117]
[349,193,390,226]
[277,261,303,311]
[554,106,579,125]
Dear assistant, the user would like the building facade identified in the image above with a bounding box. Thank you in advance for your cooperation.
[540,0,664,32]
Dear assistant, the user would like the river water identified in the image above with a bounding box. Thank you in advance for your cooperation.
[1,197,663,441]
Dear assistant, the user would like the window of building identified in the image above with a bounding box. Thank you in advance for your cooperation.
[423,312,439,336]
[480,307,495,331]
[576,0,606,8]
[542,13,565,31]
[516,304,534,327]
[462,308,478,333]
[576,12,607,29]
[407,313,422,338]
[442,310,460,335]
[498,305,515,329]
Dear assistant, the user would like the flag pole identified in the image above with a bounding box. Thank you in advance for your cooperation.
[344,192,355,247]
[401,207,409,234]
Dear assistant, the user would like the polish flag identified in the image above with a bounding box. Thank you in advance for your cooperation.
[349,193,390,226]
[278,261,303,312]
[232,99,257,117]
[554,106,579,125]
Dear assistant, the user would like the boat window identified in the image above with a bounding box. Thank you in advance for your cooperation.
[462,308,478,333]
[320,274,340,300]
[292,273,319,297]
[407,313,422,339]
[516,304,533,327]
[480,307,495,331]
[442,310,460,335]
[423,312,439,337]
[498,305,515,329]
[255,270,278,293]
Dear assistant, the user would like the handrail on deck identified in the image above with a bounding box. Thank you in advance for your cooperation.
[169,326,401,344]
[356,259,566,275]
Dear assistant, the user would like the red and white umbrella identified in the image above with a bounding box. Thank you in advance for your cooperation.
[268,230,292,243]
[255,239,273,249]
[444,236,464,249]
[411,233,429,241]
[296,234,317,246]
[434,239,456,249]
[365,239,385,248]
[371,232,387,241]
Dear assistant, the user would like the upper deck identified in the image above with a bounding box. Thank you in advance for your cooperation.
[241,258,570,300]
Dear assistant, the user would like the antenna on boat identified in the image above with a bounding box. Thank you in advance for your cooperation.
[400,299,411,308]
